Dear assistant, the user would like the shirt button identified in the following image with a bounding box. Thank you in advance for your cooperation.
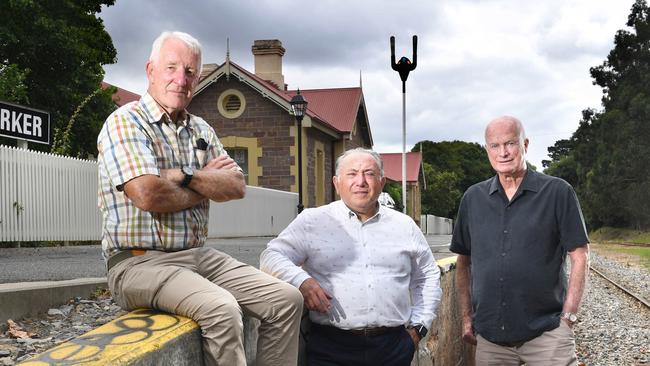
[501,252,506,257]
[368,285,371,288]
[501,325,505,330]
[501,302,506,306]
[499,277,504,282]
[503,230,508,234]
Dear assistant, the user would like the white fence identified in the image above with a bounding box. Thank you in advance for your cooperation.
[420,214,453,235]
[0,145,100,241]
[0,145,297,242]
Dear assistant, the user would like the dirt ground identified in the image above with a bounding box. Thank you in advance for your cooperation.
[589,242,650,271]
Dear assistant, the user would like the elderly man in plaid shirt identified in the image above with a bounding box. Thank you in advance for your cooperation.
[97,31,303,366]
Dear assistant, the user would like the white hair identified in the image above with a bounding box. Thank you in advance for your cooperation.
[149,31,202,75]
[335,148,384,177]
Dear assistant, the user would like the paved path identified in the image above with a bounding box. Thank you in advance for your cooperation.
[0,235,453,284]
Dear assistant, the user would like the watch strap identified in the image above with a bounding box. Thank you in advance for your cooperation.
[181,166,193,187]
[408,323,428,339]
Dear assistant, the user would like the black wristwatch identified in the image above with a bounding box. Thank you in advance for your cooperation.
[181,166,194,187]
[408,323,428,339]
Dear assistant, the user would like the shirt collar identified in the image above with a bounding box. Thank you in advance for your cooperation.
[488,169,541,195]
[139,92,190,127]
[336,200,382,223]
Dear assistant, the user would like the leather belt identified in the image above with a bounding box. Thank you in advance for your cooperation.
[312,323,403,337]
[107,249,147,271]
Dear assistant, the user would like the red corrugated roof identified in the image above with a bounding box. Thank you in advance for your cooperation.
[287,88,362,133]
[380,152,422,182]
[201,62,363,134]
[101,81,140,106]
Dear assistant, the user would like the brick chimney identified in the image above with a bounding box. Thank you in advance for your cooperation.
[252,40,286,90]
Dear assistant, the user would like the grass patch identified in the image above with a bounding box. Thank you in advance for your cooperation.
[589,227,650,271]
[589,226,650,244]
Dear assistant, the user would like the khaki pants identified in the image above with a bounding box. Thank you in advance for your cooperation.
[108,247,303,366]
[476,321,577,366]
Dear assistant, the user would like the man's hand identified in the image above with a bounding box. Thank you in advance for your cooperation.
[203,155,241,171]
[299,278,332,314]
[406,327,421,346]
[462,317,477,345]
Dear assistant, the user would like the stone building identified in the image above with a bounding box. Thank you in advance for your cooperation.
[187,40,373,208]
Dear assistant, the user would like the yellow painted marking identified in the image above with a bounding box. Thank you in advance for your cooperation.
[437,256,457,272]
[18,309,199,365]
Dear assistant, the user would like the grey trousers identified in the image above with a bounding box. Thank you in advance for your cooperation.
[107,247,303,366]
[476,321,578,366]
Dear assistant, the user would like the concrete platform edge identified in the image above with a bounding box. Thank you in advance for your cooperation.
[0,278,108,324]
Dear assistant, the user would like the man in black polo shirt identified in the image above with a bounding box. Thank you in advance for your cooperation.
[450,115,589,365]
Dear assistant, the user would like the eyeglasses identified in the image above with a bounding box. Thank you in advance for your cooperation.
[486,140,520,152]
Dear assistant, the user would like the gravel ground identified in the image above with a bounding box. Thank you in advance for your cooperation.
[0,251,648,365]
[574,252,650,366]
[0,292,127,365]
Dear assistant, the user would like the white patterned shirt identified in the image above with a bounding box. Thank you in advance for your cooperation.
[260,200,442,329]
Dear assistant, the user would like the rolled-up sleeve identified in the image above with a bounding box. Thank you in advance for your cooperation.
[260,212,312,288]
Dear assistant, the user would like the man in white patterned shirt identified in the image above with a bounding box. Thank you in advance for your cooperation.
[97,31,302,366]
[260,148,442,366]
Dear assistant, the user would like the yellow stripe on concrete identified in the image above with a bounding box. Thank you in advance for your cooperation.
[18,309,199,365]
[437,256,457,272]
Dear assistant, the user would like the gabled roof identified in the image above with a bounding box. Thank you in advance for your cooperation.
[197,61,370,141]
[289,88,363,134]
[380,152,422,183]
[101,81,140,107]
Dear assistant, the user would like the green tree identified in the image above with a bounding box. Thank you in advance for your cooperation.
[544,0,650,229]
[383,181,404,212]
[414,140,494,218]
[0,64,29,103]
[0,0,117,156]
[421,163,461,218]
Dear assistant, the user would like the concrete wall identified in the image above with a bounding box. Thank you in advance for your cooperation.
[420,214,453,235]
[0,278,107,324]
[423,258,476,365]
[208,185,297,237]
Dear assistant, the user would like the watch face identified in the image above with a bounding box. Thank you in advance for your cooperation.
[182,166,193,176]
[412,325,427,338]
[569,314,577,322]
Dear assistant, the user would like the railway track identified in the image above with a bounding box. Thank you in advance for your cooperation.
[590,265,650,309]
[604,242,650,248]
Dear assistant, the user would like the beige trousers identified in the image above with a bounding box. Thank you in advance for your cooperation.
[476,321,578,366]
[107,247,303,366]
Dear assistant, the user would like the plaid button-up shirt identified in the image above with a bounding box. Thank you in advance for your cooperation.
[97,93,227,259]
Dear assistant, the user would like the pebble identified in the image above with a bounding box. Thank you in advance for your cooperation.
[0,295,127,364]
[574,252,650,365]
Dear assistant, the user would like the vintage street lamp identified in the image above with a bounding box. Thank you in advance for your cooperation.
[290,89,308,213]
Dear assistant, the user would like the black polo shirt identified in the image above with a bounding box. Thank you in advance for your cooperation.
[450,169,589,344]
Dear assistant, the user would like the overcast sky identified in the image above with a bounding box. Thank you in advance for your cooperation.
[99,0,634,169]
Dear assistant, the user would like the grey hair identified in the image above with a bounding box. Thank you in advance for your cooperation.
[335,148,384,177]
[149,31,203,76]
[484,115,527,144]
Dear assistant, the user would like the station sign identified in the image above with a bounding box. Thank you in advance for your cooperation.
[0,101,50,145]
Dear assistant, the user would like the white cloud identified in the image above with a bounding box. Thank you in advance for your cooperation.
[100,0,634,169]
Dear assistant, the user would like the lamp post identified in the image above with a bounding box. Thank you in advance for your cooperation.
[290,89,308,213]
[390,35,418,215]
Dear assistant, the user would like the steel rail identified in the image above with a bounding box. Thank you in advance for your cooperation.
[590,266,650,309]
